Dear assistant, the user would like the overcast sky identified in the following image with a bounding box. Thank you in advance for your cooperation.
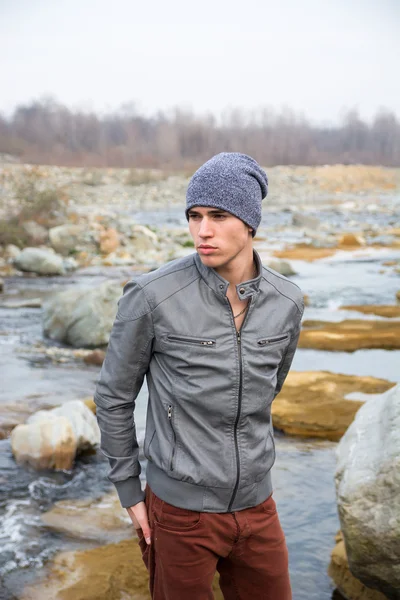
[1,0,399,124]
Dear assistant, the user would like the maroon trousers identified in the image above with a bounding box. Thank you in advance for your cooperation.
[136,485,292,600]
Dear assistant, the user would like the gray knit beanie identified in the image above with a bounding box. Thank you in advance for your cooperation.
[185,152,268,236]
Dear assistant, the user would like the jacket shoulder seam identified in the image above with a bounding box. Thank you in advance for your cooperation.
[140,259,196,289]
[151,275,200,310]
[262,265,303,294]
[261,273,303,315]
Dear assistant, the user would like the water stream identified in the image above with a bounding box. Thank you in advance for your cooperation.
[0,215,399,599]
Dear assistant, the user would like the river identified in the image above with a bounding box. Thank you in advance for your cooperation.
[0,205,399,599]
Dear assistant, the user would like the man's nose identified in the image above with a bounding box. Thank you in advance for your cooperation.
[198,218,213,238]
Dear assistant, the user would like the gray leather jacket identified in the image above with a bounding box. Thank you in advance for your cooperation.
[94,251,304,512]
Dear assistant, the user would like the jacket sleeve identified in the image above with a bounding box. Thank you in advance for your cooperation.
[94,280,154,508]
[274,301,304,399]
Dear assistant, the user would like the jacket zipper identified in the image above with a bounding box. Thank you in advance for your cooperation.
[258,334,289,346]
[228,328,243,512]
[167,335,215,346]
[167,405,177,471]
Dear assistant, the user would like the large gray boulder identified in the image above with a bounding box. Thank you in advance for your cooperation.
[335,384,400,599]
[291,211,321,229]
[264,258,297,277]
[49,224,86,255]
[11,400,99,471]
[14,247,66,275]
[43,280,122,347]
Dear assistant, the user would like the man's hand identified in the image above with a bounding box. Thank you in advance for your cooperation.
[126,501,151,544]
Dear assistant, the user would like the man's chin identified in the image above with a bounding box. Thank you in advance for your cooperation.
[197,252,221,268]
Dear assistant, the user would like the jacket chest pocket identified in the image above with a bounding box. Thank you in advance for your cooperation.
[245,332,291,391]
[166,334,216,347]
[257,333,289,347]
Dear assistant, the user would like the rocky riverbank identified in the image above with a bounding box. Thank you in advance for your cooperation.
[0,161,399,600]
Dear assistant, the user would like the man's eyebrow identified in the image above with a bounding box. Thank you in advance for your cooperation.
[187,208,229,216]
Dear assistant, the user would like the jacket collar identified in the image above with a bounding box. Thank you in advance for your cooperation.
[194,250,262,300]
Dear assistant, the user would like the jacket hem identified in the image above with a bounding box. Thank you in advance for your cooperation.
[146,462,273,513]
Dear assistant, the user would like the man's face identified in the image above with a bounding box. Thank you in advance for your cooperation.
[188,207,253,269]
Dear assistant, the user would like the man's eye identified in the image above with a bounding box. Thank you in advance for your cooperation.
[214,214,226,220]
[189,214,200,220]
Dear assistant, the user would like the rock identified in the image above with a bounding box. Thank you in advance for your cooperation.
[303,294,310,306]
[83,349,106,366]
[335,384,400,597]
[291,212,321,229]
[382,260,398,267]
[328,532,388,600]
[272,371,394,441]
[20,538,224,600]
[273,244,337,262]
[83,397,97,414]
[63,256,78,271]
[264,258,297,277]
[101,251,136,266]
[49,224,85,255]
[11,400,99,471]
[100,228,120,255]
[338,233,366,247]
[130,224,158,251]
[27,400,100,451]
[0,298,42,309]
[4,244,21,260]
[43,280,122,347]
[21,221,48,244]
[11,416,77,470]
[13,247,66,275]
[339,305,400,318]
[396,291,400,304]
[41,491,131,542]
[299,319,400,351]
[0,277,3,292]
[0,403,36,439]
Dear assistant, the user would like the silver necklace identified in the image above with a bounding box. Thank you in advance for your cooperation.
[233,305,248,319]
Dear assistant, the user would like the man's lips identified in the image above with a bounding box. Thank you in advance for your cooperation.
[198,245,218,254]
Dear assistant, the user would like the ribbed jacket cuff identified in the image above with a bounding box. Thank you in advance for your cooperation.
[114,477,144,508]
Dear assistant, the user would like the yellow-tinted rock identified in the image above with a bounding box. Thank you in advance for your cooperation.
[299,319,400,351]
[338,233,366,247]
[11,417,77,470]
[100,228,119,255]
[273,245,337,262]
[272,371,394,441]
[396,291,400,304]
[328,532,388,600]
[41,492,130,541]
[303,294,310,306]
[339,305,400,318]
[83,398,96,414]
[20,538,224,600]
[83,350,106,366]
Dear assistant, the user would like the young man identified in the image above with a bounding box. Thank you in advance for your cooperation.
[94,152,304,600]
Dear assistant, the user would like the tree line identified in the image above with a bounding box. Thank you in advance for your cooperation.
[0,99,399,168]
